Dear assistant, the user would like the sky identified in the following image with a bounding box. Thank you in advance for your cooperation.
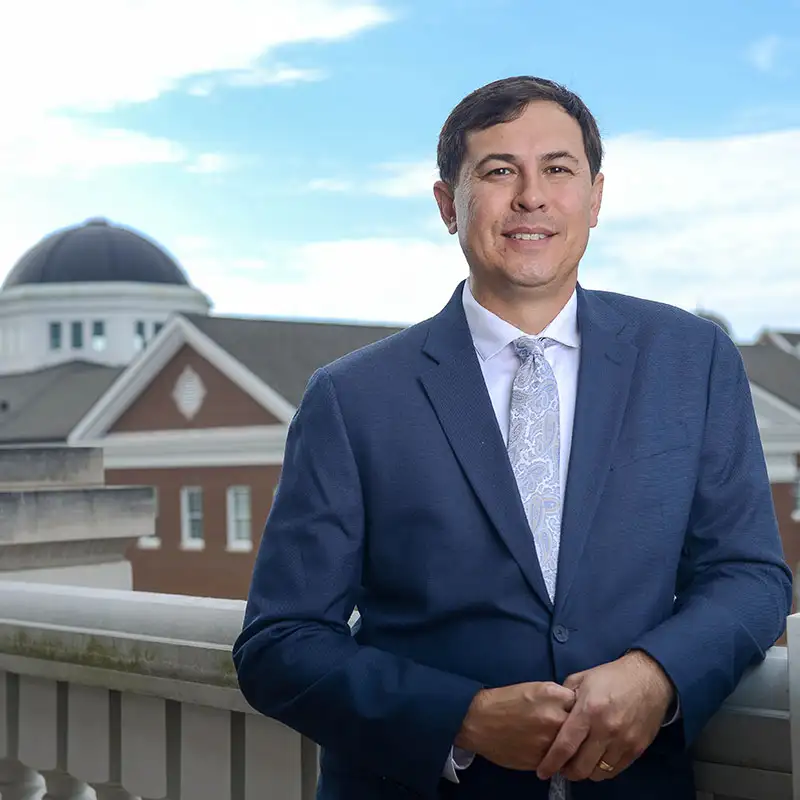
[1,0,798,342]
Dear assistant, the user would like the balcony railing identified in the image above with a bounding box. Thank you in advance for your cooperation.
[0,581,795,799]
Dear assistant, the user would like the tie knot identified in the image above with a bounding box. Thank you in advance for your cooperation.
[513,335,546,362]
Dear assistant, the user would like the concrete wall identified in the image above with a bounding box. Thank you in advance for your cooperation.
[0,447,155,591]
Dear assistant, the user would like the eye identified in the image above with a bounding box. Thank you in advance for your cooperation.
[545,165,572,175]
[486,167,513,177]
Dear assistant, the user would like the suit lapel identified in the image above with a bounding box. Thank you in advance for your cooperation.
[419,283,553,610]
[556,287,639,608]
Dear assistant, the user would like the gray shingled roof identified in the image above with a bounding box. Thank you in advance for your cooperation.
[740,344,800,412]
[0,361,123,444]
[184,314,404,407]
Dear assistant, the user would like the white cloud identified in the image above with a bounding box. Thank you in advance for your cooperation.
[173,236,468,324]
[187,64,327,96]
[747,35,783,72]
[0,1,392,117]
[308,178,354,192]
[185,153,238,175]
[0,116,185,177]
[309,160,438,197]
[0,0,392,176]
[182,125,800,341]
[367,161,440,197]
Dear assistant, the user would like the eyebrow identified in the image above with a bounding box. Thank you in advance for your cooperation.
[474,150,581,171]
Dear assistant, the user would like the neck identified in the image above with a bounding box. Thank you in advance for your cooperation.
[469,275,576,335]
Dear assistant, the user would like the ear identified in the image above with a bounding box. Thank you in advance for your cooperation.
[589,172,604,229]
[433,180,458,234]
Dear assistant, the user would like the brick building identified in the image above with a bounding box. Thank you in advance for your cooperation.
[0,218,798,602]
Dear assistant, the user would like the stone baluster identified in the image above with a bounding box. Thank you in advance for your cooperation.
[0,758,45,800]
[40,770,94,800]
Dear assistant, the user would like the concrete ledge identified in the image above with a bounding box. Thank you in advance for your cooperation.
[0,486,156,543]
[0,581,795,798]
[0,447,104,488]
[0,536,139,571]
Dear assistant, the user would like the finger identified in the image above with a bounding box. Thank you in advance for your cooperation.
[563,671,587,691]
[536,710,591,780]
[588,742,636,782]
[561,735,610,783]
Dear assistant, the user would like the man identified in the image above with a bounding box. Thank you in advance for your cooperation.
[233,77,792,799]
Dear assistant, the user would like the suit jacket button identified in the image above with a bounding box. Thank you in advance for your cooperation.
[553,624,569,643]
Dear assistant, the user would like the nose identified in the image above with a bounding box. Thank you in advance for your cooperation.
[512,170,546,213]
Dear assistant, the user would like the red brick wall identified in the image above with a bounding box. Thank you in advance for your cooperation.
[111,345,279,433]
[107,465,281,599]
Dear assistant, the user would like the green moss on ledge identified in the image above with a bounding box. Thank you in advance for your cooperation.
[0,630,239,688]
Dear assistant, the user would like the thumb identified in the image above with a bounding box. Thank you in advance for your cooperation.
[563,671,587,691]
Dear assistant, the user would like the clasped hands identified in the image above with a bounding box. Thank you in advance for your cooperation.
[455,650,675,783]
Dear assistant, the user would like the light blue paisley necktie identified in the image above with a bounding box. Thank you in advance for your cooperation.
[507,336,567,800]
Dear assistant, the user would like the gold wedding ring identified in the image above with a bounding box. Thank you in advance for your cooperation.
[598,760,615,773]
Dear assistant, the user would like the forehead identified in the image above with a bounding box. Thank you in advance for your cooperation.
[464,101,586,162]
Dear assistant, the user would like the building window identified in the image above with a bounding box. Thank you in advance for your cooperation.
[49,322,62,351]
[134,320,146,351]
[153,321,163,337]
[180,487,204,550]
[91,320,107,352]
[227,486,252,551]
[71,321,83,350]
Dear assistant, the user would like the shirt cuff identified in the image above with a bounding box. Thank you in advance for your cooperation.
[662,696,681,727]
[442,746,475,782]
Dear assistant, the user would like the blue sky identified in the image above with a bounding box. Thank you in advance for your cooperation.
[1,0,798,339]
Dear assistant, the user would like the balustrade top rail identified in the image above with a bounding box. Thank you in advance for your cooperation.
[0,580,796,799]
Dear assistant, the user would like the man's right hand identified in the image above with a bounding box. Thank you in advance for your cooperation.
[454,682,576,771]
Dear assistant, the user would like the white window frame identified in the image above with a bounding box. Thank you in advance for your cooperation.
[180,486,205,550]
[227,485,252,552]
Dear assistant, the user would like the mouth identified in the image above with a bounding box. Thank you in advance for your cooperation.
[503,232,554,241]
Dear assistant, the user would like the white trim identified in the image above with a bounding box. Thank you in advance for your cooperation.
[762,331,798,356]
[183,321,296,422]
[179,486,205,551]
[792,509,800,523]
[751,383,800,425]
[226,485,253,553]
[91,424,287,469]
[69,315,295,443]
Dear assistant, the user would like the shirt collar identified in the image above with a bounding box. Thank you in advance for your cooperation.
[462,279,580,362]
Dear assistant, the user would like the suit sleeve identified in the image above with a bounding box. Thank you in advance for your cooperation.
[232,367,483,796]
[630,325,793,745]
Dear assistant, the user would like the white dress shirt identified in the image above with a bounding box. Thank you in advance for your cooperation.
[442,282,677,783]
[443,282,581,782]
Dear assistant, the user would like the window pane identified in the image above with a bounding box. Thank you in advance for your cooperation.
[190,518,203,540]
[134,320,146,351]
[234,519,250,541]
[49,322,62,350]
[234,487,250,517]
[71,321,83,349]
[188,488,202,514]
[92,320,107,352]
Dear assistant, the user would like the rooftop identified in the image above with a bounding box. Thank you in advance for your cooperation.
[2,218,191,290]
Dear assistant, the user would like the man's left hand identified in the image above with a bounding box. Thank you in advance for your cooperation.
[536,650,675,783]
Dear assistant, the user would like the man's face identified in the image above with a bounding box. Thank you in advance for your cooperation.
[434,100,604,296]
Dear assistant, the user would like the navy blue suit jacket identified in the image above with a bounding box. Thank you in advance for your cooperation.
[233,282,792,799]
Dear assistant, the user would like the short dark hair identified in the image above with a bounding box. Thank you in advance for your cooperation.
[437,76,603,186]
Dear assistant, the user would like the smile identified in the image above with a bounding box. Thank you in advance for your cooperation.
[505,233,551,241]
